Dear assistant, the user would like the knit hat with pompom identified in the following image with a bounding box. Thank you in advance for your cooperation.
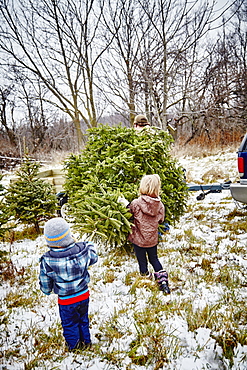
[44,217,74,247]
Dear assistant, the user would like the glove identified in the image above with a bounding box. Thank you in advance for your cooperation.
[117,196,129,207]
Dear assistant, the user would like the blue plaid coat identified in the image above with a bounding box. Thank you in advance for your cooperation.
[39,241,98,297]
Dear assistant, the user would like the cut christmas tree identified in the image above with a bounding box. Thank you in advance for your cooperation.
[63,125,188,249]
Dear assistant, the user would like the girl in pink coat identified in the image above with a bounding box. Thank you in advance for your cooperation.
[128,174,170,294]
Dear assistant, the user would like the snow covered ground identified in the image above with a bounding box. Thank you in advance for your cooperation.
[1,149,247,370]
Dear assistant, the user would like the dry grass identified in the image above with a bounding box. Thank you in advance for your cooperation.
[171,130,241,159]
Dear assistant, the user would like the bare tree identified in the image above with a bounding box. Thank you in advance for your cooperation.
[135,0,224,129]
[0,0,244,146]
[180,0,247,144]
[229,0,247,126]
[0,85,17,146]
[20,79,51,152]
[97,0,230,130]
[0,0,110,149]
[98,0,147,126]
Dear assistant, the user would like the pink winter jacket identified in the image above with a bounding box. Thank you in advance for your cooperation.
[128,195,165,248]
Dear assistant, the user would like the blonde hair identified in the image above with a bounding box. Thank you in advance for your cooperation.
[139,174,161,197]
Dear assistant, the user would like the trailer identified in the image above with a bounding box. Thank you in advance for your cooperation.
[187,180,247,205]
[187,181,233,200]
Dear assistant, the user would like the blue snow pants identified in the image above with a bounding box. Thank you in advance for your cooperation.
[58,298,90,350]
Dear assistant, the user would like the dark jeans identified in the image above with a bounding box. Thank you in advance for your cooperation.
[59,298,90,350]
[133,244,163,274]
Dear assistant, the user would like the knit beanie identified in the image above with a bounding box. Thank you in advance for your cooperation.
[44,217,74,247]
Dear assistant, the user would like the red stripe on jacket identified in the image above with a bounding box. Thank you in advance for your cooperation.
[58,290,90,305]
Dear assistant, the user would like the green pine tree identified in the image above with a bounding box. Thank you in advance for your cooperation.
[5,157,57,233]
[0,174,13,239]
[64,124,188,248]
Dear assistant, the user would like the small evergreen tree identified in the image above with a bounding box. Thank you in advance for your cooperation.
[5,157,57,233]
[0,174,13,239]
[64,125,188,248]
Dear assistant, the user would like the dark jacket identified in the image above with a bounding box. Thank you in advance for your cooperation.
[128,195,165,248]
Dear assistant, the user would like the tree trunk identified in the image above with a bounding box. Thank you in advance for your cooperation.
[34,220,40,234]
[161,39,168,131]
[73,114,84,150]
[127,65,136,127]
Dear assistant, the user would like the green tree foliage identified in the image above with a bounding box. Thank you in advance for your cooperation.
[0,174,12,239]
[64,125,188,248]
[5,157,57,233]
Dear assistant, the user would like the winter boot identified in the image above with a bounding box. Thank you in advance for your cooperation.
[154,270,170,294]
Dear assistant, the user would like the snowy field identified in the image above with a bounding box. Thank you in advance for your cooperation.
[1,149,247,370]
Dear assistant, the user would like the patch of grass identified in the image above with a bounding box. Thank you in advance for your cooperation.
[5,226,41,242]
[22,322,66,369]
[194,213,206,220]
[103,269,115,284]
[100,349,125,366]
[212,330,237,367]
[159,244,176,256]
[221,219,247,234]
[2,348,20,360]
[215,235,227,244]
[201,204,218,211]
[226,209,247,220]
[174,233,184,242]
[0,250,8,261]
[129,276,157,295]
[98,309,129,342]
[94,296,183,368]
[33,322,65,355]
[215,265,241,287]
[125,271,138,286]
[186,204,194,212]
[169,269,184,285]
[0,310,9,325]
[182,290,247,367]
[23,359,40,370]
[185,302,220,332]
[192,204,206,211]
[229,243,246,254]
[232,300,247,324]
[101,248,134,268]
[201,258,214,273]
[179,242,205,256]
[0,256,37,287]
[0,258,25,286]
[184,229,206,244]
[202,168,226,183]
[129,303,182,369]
[6,289,39,309]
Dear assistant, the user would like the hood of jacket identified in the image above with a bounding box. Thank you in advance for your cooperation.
[138,195,162,217]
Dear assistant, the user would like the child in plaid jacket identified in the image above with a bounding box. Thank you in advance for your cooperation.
[39,217,98,350]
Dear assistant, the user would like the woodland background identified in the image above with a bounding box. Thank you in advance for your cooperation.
[0,0,246,160]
